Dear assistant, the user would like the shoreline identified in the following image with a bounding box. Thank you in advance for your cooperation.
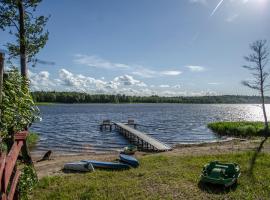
[36,102,270,105]
[33,138,266,179]
[30,136,234,157]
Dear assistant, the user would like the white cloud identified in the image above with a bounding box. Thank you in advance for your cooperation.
[49,69,147,93]
[230,0,249,4]
[29,70,55,91]
[74,54,182,78]
[159,84,170,88]
[186,65,205,72]
[74,54,130,70]
[226,14,239,22]
[208,82,221,85]
[113,75,147,87]
[131,68,156,78]
[132,68,182,78]
[161,70,182,76]
[38,71,50,79]
[189,0,207,5]
[58,69,107,91]
[29,68,217,97]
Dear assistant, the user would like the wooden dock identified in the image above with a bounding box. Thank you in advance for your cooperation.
[99,120,113,131]
[114,122,172,152]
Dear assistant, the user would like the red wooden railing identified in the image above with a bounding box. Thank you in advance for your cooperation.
[0,131,28,200]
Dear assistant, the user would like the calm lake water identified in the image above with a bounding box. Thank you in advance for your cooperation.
[30,104,269,155]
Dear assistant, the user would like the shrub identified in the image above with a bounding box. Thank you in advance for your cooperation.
[18,165,38,200]
[0,68,40,138]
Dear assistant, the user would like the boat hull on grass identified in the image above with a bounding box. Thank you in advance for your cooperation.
[119,154,139,167]
[81,160,130,170]
[64,162,95,172]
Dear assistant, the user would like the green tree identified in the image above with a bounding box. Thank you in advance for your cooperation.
[0,0,49,78]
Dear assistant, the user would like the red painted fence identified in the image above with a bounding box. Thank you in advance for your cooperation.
[0,131,28,200]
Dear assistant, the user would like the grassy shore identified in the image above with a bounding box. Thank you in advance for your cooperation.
[30,151,270,200]
[36,102,55,106]
[208,121,268,137]
[27,132,39,148]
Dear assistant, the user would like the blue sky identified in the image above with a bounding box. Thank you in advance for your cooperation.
[1,0,270,96]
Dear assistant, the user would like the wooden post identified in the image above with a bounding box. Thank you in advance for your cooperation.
[20,129,34,165]
[0,52,4,121]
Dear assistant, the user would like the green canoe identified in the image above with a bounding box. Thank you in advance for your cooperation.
[200,161,241,187]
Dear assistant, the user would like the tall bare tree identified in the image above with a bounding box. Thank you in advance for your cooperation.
[242,39,270,173]
[0,0,49,78]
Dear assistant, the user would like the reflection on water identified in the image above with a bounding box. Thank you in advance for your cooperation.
[30,104,270,155]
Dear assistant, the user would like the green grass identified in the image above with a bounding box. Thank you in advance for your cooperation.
[27,132,39,148]
[30,152,270,200]
[207,121,269,137]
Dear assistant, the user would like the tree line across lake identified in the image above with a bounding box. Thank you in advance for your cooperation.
[31,91,270,104]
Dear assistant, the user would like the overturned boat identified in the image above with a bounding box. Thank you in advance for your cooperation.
[64,161,95,172]
[119,153,139,167]
[81,160,130,170]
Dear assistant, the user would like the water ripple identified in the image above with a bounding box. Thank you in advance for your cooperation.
[30,104,270,154]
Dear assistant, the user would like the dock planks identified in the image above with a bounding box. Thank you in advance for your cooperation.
[114,122,172,152]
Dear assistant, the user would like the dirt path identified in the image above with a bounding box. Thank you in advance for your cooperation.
[33,138,269,179]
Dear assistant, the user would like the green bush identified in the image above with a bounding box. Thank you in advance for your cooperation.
[18,165,38,200]
[0,69,39,198]
[208,121,267,137]
[0,68,40,138]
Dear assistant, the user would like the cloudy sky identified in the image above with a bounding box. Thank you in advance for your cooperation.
[1,0,270,96]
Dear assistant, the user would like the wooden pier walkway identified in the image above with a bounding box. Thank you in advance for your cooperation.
[114,122,172,152]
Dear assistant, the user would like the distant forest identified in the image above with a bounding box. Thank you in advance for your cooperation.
[31,91,270,104]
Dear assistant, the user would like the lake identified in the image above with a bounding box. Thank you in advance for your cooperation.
[30,104,268,155]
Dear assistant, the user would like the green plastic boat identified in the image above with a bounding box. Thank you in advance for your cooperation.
[200,161,241,187]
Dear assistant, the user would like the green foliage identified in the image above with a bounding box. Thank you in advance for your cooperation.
[31,91,270,104]
[18,165,38,200]
[27,132,39,148]
[208,121,267,137]
[0,0,49,64]
[0,68,40,138]
[31,152,270,199]
[0,141,7,152]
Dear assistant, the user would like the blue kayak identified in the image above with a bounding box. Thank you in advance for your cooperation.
[81,160,130,170]
[119,154,139,167]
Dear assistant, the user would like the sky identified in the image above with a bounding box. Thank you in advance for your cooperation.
[1,0,270,96]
